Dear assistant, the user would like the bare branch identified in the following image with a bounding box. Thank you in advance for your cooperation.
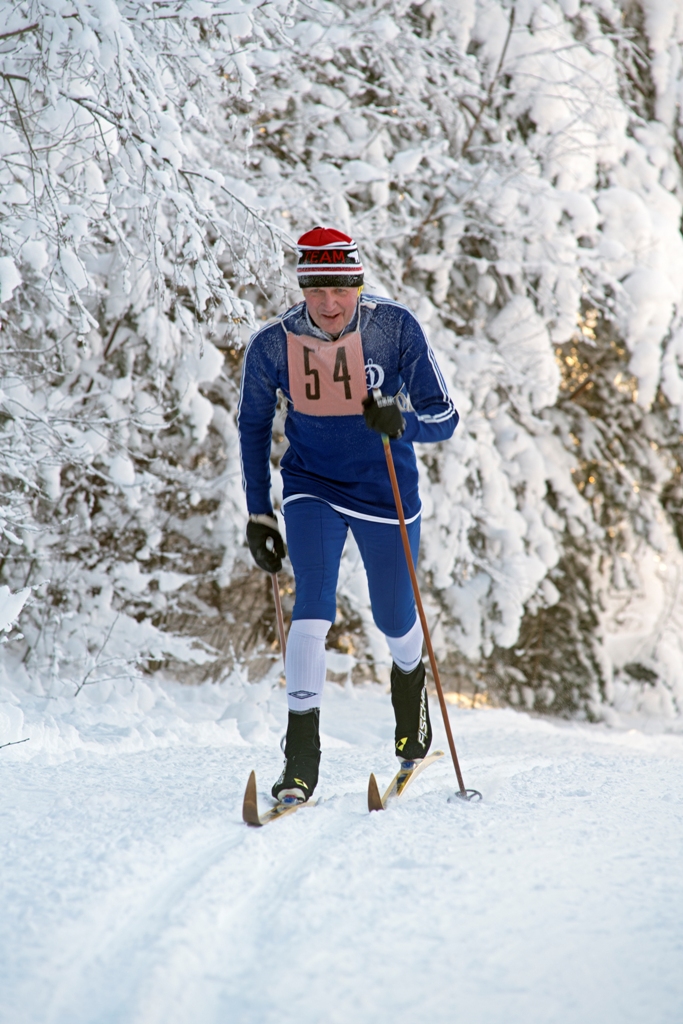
[461,5,516,156]
[0,737,30,750]
[0,22,39,42]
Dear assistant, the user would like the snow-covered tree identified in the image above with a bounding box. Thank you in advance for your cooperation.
[231,0,683,721]
[0,0,290,692]
[3,0,683,724]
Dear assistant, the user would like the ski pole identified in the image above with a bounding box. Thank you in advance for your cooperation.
[381,434,481,802]
[271,573,287,661]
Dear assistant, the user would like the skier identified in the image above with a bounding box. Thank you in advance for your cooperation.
[238,227,458,803]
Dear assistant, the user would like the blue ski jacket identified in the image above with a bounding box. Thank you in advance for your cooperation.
[237,294,458,523]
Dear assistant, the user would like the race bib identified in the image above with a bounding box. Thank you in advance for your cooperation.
[286,331,368,416]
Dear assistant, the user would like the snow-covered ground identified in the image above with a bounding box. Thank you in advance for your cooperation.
[1,672,682,1024]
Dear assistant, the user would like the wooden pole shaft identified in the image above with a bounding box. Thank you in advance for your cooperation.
[382,435,467,795]
[271,573,287,662]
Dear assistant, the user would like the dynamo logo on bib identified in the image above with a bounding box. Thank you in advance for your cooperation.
[365,360,384,390]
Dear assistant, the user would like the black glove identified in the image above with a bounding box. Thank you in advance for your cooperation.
[246,514,286,573]
[362,392,405,439]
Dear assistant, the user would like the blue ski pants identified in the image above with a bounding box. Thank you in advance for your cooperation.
[283,497,419,637]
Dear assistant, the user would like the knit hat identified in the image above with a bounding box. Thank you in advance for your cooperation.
[296,227,364,288]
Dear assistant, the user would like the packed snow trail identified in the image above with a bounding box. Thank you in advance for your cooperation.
[1,677,682,1024]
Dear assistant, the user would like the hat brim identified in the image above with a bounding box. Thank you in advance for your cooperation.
[298,273,364,288]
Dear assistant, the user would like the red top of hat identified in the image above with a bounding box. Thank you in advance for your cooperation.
[297,227,354,249]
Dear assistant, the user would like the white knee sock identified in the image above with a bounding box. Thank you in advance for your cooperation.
[385,618,423,673]
[285,618,332,713]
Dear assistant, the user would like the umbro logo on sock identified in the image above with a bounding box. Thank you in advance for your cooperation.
[288,690,317,700]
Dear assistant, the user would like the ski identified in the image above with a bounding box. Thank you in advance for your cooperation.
[367,749,445,812]
[242,770,314,827]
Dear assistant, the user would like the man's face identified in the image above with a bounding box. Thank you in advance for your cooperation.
[303,287,358,336]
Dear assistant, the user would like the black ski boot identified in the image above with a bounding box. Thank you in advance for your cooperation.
[272,708,321,804]
[390,661,432,763]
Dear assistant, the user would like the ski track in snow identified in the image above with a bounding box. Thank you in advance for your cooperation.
[2,683,683,1024]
